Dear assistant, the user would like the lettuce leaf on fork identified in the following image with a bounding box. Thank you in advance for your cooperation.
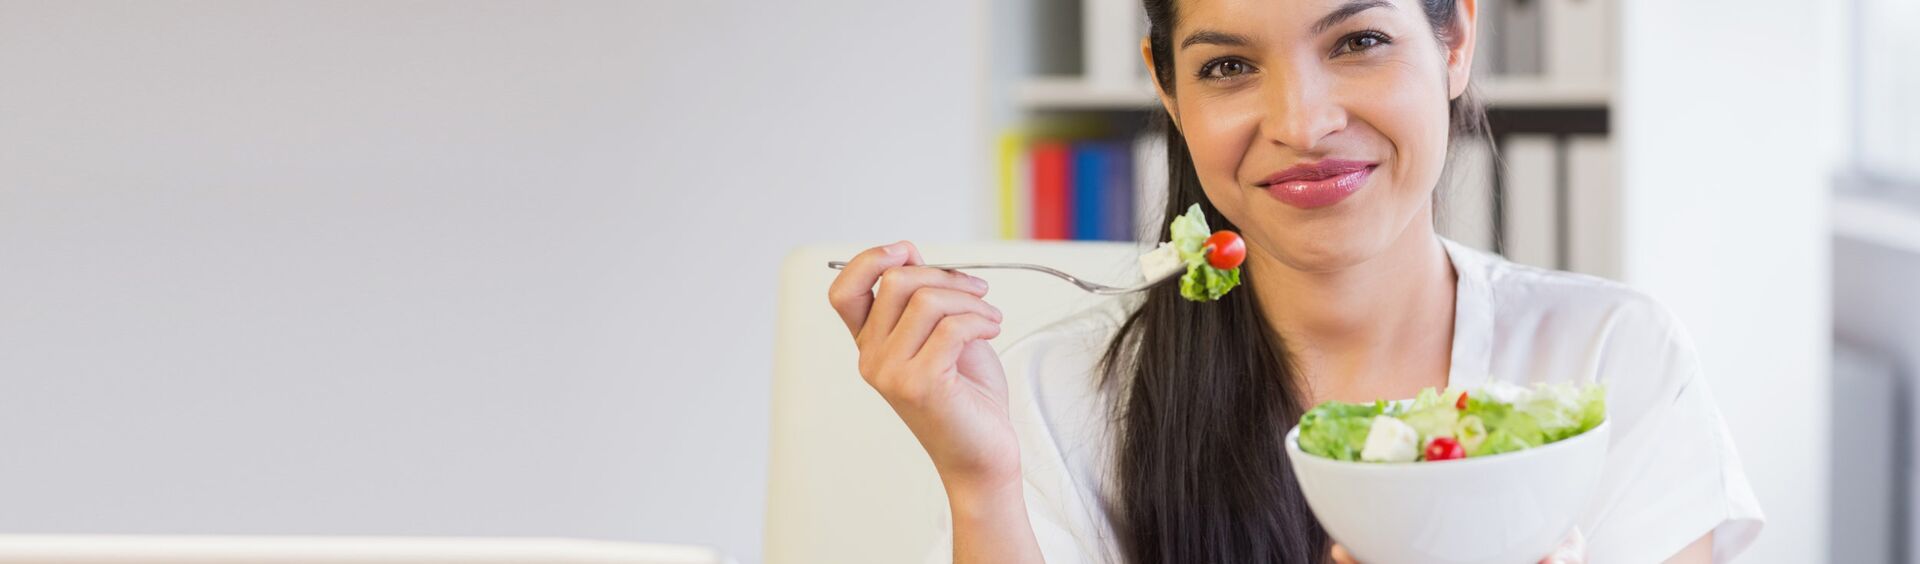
[1167,203,1241,301]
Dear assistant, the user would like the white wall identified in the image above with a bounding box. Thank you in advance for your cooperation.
[1616,0,1841,562]
[0,2,988,563]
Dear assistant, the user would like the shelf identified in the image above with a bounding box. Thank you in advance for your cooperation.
[1014,76,1610,112]
[1478,77,1612,108]
[1835,193,1920,255]
[1016,77,1159,110]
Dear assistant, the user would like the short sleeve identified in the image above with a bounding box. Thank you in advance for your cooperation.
[1580,304,1765,563]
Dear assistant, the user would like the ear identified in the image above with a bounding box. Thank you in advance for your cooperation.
[1444,0,1479,100]
[1142,37,1180,131]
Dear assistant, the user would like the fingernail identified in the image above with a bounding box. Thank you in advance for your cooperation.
[883,242,907,256]
[969,276,989,291]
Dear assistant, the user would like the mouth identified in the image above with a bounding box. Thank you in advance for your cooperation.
[1257,159,1378,210]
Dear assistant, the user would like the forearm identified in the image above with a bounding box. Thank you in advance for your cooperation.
[947,479,1045,564]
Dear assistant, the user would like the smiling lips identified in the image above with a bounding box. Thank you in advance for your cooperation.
[1258,159,1377,209]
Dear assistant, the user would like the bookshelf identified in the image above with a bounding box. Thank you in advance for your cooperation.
[1018,75,1611,111]
[984,0,1622,279]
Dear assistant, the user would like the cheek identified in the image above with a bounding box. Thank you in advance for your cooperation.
[1178,104,1260,211]
[1354,65,1453,198]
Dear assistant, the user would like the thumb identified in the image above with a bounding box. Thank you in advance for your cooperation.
[955,339,1005,391]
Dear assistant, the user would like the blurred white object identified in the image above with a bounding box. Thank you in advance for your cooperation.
[765,241,1140,564]
[0,535,730,564]
[1856,0,1920,181]
[1286,422,1611,564]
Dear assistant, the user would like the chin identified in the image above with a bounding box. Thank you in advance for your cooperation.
[1267,238,1376,273]
[1262,221,1399,273]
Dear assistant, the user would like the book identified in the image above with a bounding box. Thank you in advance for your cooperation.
[1501,135,1560,269]
[1069,140,1135,241]
[1133,131,1168,242]
[1438,138,1498,252]
[1083,0,1145,87]
[996,131,1030,240]
[1031,141,1073,240]
[1565,135,1618,279]
[1099,141,1134,241]
[1543,0,1612,86]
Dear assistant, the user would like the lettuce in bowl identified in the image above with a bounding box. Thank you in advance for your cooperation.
[1297,382,1606,463]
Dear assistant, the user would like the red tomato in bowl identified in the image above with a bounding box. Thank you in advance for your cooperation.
[1425,437,1466,461]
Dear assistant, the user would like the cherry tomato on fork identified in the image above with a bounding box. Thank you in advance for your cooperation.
[1203,230,1245,270]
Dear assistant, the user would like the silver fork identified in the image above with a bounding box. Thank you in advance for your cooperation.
[825,260,1180,295]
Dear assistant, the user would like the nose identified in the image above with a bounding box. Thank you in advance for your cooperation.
[1260,68,1346,153]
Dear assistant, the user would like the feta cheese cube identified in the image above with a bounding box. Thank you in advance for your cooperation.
[1138,242,1185,282]
[1360,416,1421,463]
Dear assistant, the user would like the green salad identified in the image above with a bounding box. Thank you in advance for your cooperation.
[1296,383,1606,463]
[1138,203,1245,302]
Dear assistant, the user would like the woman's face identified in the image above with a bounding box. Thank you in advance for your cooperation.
[1148,0,1476,273]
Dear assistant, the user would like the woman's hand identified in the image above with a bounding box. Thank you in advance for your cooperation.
[1330,529,1586,564]
[827,241,1019,494]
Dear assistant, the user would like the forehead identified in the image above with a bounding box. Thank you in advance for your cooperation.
[1173,0,1409,39]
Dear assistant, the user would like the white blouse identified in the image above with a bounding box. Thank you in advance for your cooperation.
[924,237,1764,564]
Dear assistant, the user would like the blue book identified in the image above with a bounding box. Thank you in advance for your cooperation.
[1100,142,1134,241]
[1072,141,1137,241]
[1070,143,1108,241]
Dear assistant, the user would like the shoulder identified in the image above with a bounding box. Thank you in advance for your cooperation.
[1491,259,1683,341]
[1461,245,1701,395]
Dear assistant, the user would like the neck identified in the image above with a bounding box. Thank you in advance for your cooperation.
[1247,207,1458,403]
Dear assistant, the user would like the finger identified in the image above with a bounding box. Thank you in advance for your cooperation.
[907,313,1003,374]
[860,263,990,347]
[882,288,1003,363]
[1330,543,1358,564]
[826,241,915,337]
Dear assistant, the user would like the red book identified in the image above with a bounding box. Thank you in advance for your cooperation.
[1030,141,1072,240]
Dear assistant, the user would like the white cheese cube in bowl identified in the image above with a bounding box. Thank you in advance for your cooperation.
[1359,416,1421,463]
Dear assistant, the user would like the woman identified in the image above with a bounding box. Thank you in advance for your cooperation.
[825,0,1763,562]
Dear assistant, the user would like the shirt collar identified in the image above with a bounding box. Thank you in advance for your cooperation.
[1440,236,1495,390]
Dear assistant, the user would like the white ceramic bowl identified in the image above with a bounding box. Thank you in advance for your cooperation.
[1283,420,1610,564]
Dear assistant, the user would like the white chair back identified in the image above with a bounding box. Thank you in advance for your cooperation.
[0,535,732,563]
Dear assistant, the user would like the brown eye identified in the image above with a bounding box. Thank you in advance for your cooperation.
[1335,31,1392,55]
[1198,58,1252,81]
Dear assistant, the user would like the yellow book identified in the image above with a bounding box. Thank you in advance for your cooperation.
[997,130,1026,240]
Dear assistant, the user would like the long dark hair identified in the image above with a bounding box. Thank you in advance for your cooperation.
[1096,1,1491,562]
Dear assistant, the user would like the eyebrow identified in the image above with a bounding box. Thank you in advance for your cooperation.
[1179,29,1251,50]
[1311,0,1394,35]
[1177,0,1397,50]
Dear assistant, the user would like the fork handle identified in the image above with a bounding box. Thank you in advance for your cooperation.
[825,261,1052,272]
